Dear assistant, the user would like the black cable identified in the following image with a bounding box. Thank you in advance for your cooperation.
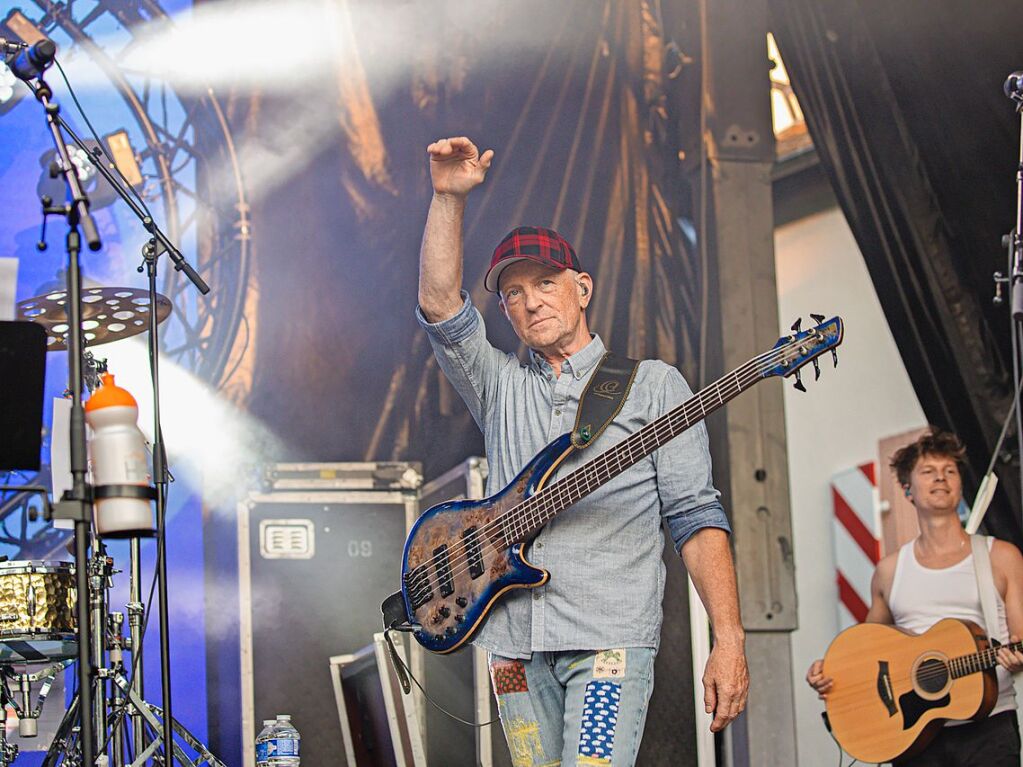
[52,56,154,219]
[384,629,499,728]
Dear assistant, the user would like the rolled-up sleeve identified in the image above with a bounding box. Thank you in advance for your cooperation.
[415,291,510,431]
[651,365,731,552]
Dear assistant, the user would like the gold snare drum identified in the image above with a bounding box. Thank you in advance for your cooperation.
[0,561,77,663]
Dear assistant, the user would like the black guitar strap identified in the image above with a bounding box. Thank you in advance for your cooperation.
[571,351,640,449]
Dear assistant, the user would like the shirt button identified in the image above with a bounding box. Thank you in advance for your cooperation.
[554,409,561,416]
[535,541,544,549]
[533,592,541,601]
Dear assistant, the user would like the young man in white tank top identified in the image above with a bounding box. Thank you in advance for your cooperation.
[806,429,1023,765]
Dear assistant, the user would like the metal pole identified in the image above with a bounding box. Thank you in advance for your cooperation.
[128,538,146,754]
[146,244,175,760]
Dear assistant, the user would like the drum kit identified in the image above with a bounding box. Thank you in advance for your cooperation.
[0,291,225,766]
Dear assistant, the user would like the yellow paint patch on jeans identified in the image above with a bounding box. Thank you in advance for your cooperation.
[506,716,549,767]
[576,756,612,766]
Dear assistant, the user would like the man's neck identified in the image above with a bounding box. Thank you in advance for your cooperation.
[535,331,592,377]
[915,510,968,555]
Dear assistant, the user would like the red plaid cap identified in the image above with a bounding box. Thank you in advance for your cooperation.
[485,226,581,293]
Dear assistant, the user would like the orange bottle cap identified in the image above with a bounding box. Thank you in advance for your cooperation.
[85,373,138,411]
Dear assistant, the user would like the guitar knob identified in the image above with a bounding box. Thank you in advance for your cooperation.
[445,626,457,636]
[455,596,468,608]
[455,614,465,623]
[438,606,450,619]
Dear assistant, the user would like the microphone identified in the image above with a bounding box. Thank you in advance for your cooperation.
[1005,71,1023,101]
[6,38,56,81]
[0,37,26,55]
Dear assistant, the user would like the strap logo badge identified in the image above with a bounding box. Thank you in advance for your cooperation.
[593,379,621,401]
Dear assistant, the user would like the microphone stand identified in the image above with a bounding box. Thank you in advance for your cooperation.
[21,66,210,761]
[1006,73,1023,529]
[142,235,175,762]
[28,72,100,767]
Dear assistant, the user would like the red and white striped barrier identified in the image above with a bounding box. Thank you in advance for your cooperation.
[830,462,881,629]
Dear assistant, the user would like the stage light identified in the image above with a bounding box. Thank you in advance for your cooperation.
[35,137,139,210]
[103,130,144,188]
[0,9,50,117]
[3,9,47,46]
[65,143,98,184]
[0,62,16,109]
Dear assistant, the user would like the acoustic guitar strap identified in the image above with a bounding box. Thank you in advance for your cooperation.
[970,534,1006,644]
[571,351,640,450]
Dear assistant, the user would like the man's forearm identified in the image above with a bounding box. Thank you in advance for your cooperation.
[681,527,745,645]
[419,193,468,322]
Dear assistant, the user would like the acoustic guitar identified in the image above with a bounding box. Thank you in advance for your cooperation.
[390,316,843,653]
[823,618,1016,763]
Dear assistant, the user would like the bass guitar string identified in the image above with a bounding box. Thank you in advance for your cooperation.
[406,337,831,605]
[406,338,831,603]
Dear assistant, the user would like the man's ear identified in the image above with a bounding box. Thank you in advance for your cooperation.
[577,272,593,307]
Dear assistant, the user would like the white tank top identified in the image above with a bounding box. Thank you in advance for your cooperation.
[888,537,1016,719]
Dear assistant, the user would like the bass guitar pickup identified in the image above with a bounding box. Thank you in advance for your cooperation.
[462,526,485,580]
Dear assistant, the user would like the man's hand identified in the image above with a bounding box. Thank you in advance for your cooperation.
[805,658,832,699]
[996,634,1023,674]
[703,640,749,732]
[428,137,494,198]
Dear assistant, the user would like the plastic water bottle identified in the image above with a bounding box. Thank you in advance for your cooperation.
[268,714,300,766]
[84,372,154,536]
[255,720,275,767]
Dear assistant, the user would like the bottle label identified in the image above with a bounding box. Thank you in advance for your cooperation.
[256,742,268,761]
[275,738,299,756]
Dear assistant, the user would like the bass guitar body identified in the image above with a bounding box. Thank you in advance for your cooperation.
[400,434,575,654]
[824,618,997,764]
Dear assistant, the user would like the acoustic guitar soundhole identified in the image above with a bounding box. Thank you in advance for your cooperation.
[915,658,949,694]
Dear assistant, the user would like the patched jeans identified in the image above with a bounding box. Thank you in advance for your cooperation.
[489,648,656,767]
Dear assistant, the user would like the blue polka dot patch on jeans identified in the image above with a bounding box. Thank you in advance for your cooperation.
[578,679,621,760]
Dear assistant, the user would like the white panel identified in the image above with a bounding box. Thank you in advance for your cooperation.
[832,532,876,602]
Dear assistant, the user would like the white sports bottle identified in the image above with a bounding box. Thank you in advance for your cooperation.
[85,373,154,536]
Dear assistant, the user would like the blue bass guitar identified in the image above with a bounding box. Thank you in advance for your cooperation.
[394,316,844,653]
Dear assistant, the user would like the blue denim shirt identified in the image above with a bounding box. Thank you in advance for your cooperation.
[417,292,730,658]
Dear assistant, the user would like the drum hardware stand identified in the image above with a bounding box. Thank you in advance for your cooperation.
[0,659,74,767]
[38,547,225,767]
[125,540,145,758]
[89,546,115,757]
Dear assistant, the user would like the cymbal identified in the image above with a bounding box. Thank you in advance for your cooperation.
[17,287,173,351]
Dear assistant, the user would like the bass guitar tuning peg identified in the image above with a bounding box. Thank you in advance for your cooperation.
[812,358,821,381]
[793,370,806,392]
[831,349,839,368]
[790,318,802,334]
[810,313,825,325]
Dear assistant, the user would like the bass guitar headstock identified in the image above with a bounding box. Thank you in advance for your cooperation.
[762,314,844,391]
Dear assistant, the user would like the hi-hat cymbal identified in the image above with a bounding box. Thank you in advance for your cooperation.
[17,287,173,351]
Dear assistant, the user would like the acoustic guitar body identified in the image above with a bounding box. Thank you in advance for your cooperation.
[823,618,997,764]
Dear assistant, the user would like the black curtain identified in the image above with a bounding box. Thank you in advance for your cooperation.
[771,0,1023,544]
